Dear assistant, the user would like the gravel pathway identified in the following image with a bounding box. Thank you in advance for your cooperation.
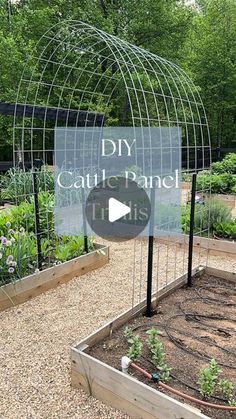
[0,241,235,419]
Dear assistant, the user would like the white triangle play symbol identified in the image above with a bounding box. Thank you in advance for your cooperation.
[108,198,131,223]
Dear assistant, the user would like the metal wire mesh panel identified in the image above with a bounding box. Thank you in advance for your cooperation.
[6,21,211,298]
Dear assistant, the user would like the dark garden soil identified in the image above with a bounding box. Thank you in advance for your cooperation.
[88,274,236,419]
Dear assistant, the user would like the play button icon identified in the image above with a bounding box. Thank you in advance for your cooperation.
[85,176,151,241]
[108,198,131,222]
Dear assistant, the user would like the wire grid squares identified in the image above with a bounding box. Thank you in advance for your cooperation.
[10,21,211,299]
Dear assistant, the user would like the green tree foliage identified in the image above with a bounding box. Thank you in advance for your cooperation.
[0,0,235,159]
[186,0,236,148]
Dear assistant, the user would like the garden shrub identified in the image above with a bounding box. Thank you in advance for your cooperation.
[182,199,232,235]
[0,192,54,236]
[197,173,236,194]
[213,219,236,240]
[211,153,236,175]
[195,199,232,233]
[196,154,236,195]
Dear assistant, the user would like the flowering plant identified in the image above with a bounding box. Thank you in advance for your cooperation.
[0,224,37,285]
[0,191,93,285]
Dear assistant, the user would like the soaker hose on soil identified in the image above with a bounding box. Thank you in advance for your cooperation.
[123,283,236,408]
[127,321,235,400]
[122,358,236,412]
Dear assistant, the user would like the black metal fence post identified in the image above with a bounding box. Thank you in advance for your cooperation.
[146,187,155,317]
[187,173,197,287]
[32,170,42,270]
[81,187,88,253]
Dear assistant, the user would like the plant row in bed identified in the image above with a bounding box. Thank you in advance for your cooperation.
[183,153,236,195]
[182,198,236,240]
[124,326,236,407]
[0,168,54,204]
[0,192,93,286]
[0,166,235,287]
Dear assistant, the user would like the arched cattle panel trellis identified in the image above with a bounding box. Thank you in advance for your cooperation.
[12,21,211,304]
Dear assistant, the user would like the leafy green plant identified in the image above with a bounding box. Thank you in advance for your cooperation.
[0,229,37,285]
[196,154,236,195]
[183,199,232,235]
[219,379,234,400]
[211,154,236,175]
[124,327,143,361]
[0,192,94,284]
[197,359,222,397]
[198,367,216,397]
[147,334,165,366]
[181,204,190,233]
[54,243,72,262]
[36,192,55,234]
[0,192,55,237]
[124,326,134,340]
[146,328,171,382]
[158,363,172,382]
[214,219,236,240]
[146,327,161,346]
[0,168,54,203]
[197,173,236,195]
[208,359,222,378]
[127,335,143,361]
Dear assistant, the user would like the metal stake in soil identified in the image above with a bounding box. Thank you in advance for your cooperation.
[32,170,42,270]
[81,187,89,253]
[187,173,197,287]
[146,187,155,317]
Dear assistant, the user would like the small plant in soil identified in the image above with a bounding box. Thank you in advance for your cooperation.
[219,379,234,400]
[198,359,236,406]
[124,327,134,340]
[198,358,222,397]
[124,328,143,361]
[124,326,171,380]
[146,327,161,346]
[208,359,222,379]
[146,328,166,366]
[158,363,172,382]
[146,328,171,382]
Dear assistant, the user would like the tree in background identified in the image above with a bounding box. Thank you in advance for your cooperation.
[0,0,235,159]
[186,0,236,148]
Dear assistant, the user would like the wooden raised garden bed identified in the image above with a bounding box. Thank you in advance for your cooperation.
[71,266,236,419]
[0,243,109,311]
[158,235,236,258]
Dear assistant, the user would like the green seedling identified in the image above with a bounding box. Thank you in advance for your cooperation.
[127,335,143,361]
[123,326,134,340]
[219,379,234,400]
[158,363,172,382]
[146,328,171,380]
[209,358,222,379]
[146,328,165,367]
[198,359,221,397]
[146,328,161,346]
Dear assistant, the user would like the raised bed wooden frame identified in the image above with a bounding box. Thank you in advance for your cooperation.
[71,266,236,419]
[158,235,236,258]
[0,243,109,311]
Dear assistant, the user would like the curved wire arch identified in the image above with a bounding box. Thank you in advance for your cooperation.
[12,20,212,304]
